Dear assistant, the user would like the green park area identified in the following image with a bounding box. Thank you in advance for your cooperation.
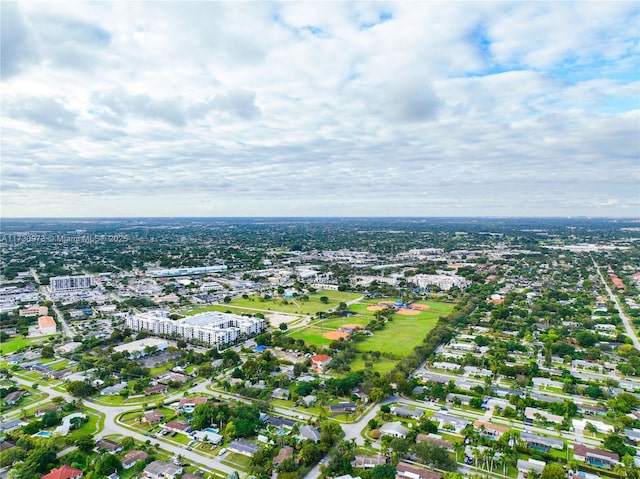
[0,335,59,355]
[227,290,361,316]
[290,298,454,373]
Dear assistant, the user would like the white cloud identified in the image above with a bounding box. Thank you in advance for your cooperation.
[1,1,638,217]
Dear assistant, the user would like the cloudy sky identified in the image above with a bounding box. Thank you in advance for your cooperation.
[1,1,638,217]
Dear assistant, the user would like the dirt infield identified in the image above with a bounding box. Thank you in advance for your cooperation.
[323,331,350,340]
[367,305,386,311]
[397,308,420,316]
[411,304,430,311]
[341,323,364,330]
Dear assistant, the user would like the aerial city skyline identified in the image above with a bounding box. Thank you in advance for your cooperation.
[1,2,639,218]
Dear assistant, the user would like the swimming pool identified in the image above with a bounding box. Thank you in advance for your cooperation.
[277,429,287,436]
[33,431,52,438]
[204,427,218,434]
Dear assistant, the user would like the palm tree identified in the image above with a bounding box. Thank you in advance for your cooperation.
[453,441,465,463]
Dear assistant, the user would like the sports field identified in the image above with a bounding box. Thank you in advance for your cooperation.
[291,299,454,357]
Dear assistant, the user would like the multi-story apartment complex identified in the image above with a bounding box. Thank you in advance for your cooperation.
[50,275,95,293]
[126,311,264,347]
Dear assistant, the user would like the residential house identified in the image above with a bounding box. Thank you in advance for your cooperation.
[228,440,260,457]
[265,415,296,429]
[4,390,23,405]
[392,406,424,420]
[577,404,607,416]
[517,459,546,479]
[474,420,509,440]
[432,412,469,432]
[380,422,409,438]
[164,421,190,434]
[351,454,387,469]
[0,418,27,433]
[145,385,168,395]
[41,465,83,479]
[446,393,472,406]
[100,382,128,396]
[144,410,165,425]
[122,450,149,469]
[178,397,208,409]
[144,460,183,479]
[192,429,223,444]
[416,434,452,449]
[329,402,356,413]
[95,438,122,453]
[272,446,294,466]
[299,424,321,442]
[520,432,564,451]
[271,388,290,400]
[0,440,16,453]
[573,443,619,469]
[311,354,332,371]
[301,394,317,407]
[396,462,442,479]
[524,407,564,425]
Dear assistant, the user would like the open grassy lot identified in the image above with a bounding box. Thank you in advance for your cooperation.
[186,304,265,316]
[226,290,362,316]
[0,335,59,355]
[289,327,334,346]
[355,314,441,356]
[349,354,397,375]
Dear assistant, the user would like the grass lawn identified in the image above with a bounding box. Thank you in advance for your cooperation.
[310,317,372,329]
[355,304,453,356]
[226,290,362,316]
[290,299,453,353]
[349,354,397,374]
[289,327,334,346]
[0,336,50,355]
[222,452,252,470]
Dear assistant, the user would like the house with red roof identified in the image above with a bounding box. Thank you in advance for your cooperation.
[311,354,332,371]
[41,465,83,479]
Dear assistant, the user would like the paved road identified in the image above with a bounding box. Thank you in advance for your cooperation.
[592,258,640,351]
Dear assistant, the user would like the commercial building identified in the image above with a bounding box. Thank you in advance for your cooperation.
[125,311,264,347]
[50,275,95,293]
[113,337,168,358]
[149,265,227,277]
[38,316,57,335]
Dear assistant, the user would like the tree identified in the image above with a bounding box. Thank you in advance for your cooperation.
[94,454,123,476]
[368,387,386,403]
[66,381,96,397]
[121,436,135,450]
[279,323,289,331]
[40,410,61,428]
[41,346,54,358]
[541,463,566,479]
[603,434,635,457]
[74,435,96,453]
[320,296,329,304]
[369,464,396,479]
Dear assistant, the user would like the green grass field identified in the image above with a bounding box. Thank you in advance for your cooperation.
[224,290,362,316]
[0,336,57,355]
[355,313,442,356]
[289,328,334,346]
[349,355,397,374]
[291,299,454,360]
